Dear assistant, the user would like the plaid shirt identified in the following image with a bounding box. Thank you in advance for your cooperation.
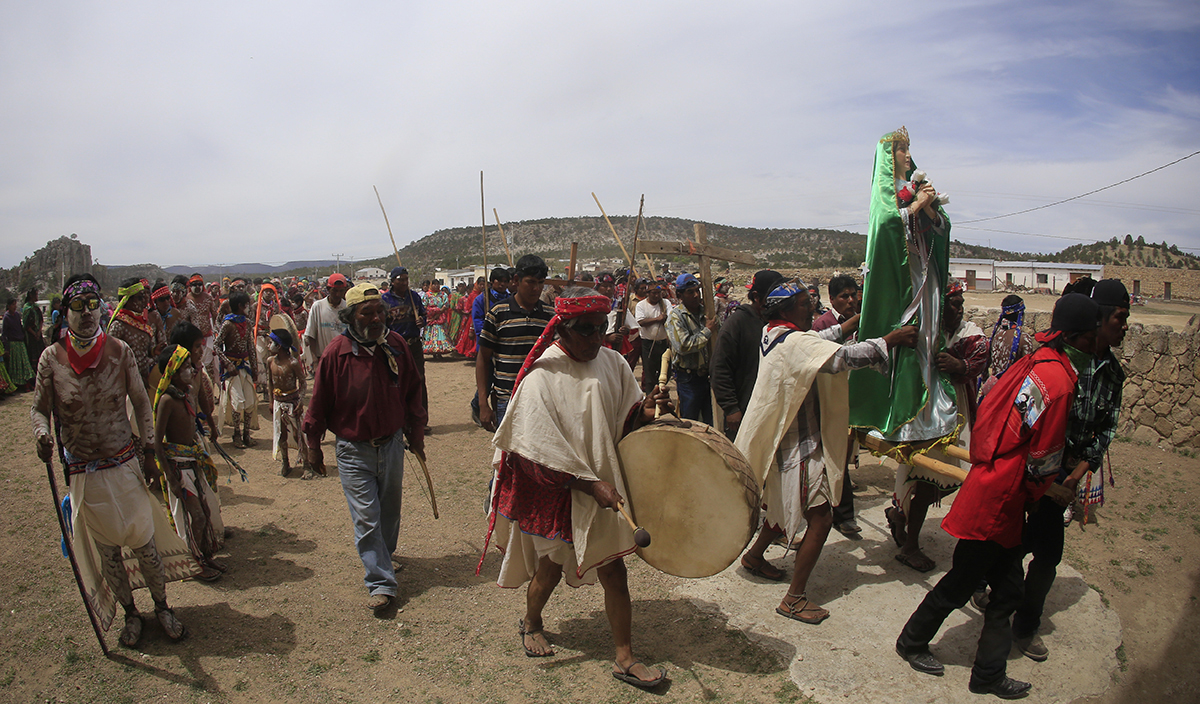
[665,303,713,372]
[1064,347,1124,473]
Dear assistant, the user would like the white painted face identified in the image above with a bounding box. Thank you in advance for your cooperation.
[67,294,102,338]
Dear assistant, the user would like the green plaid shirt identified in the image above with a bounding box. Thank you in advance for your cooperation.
[1064,347,1124,474]
[665,303,713,372]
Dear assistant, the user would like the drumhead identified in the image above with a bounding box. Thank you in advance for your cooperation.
[617,421,759,578]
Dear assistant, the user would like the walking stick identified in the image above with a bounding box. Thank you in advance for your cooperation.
[374,185,403,268]
[493,208,514,267]
[43,457,111,658]
[408,448,439,519]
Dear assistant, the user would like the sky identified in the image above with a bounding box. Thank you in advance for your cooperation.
[2,0,1198,268]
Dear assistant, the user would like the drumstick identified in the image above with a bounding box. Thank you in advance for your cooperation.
[655,348,673,419]
[616,501,651,548]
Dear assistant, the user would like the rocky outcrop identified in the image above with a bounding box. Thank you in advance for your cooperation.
[1,235,91,295]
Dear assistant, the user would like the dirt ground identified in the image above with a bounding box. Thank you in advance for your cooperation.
[1,355,1197,703]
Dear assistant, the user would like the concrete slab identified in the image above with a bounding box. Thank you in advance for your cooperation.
[675,493,1121,703]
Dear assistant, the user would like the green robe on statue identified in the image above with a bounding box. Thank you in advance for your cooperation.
[849,128,957,442]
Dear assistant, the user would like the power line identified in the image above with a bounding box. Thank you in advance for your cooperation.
[955,149,1200,224]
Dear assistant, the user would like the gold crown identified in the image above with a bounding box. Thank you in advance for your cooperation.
[880,125,910,147]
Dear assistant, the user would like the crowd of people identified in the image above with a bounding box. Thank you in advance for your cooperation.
[17,246,1131,697]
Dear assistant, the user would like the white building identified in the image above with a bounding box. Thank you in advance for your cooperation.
[354,266,387,280]
[435,267,487,290]
[992,261,1103,292]
[949,259,1103,292]
[947,258,996,291]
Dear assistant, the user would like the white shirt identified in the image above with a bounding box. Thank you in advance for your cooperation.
[302,297,348,363]
[635,298,671,341]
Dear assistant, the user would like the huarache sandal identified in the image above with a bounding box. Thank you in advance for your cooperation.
[518,618,554,657]
[155,607,188,641]
[895,550,936,573]
[612,660,666,689]
[740,554,785,581]
[119,612,143,647]
[776,592,829,625]
[193,565,223,582]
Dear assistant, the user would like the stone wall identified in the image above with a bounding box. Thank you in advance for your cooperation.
[1103,264,1200,301]
[966,308,1200,450]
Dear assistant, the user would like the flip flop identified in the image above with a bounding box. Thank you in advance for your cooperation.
[895,550,936,573]
[612,660,666,689]
[775,593,829,625]
[518,618,553,657]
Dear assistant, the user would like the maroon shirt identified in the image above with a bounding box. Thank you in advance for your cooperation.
[303,331,427,448]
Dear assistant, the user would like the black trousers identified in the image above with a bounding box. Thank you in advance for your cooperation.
[1013,495,1067,638]
[831,465,855,523]
[897,539,1025,686]
[405,336,429,414]
[640,338,670,390]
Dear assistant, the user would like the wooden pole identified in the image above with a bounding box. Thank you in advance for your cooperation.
[493,208,514,267]
[856,432,967,482]
[480,172,489,311]
[592,192,637,278]
[694,223,715,322]
[622,195,645,313]
[373,185,403,267]
[568,243,578,283]
[644,253,656,278]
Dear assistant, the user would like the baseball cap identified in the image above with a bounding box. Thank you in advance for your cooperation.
[327,273,350,288]
[746,270,786,298]
[676,273,700,290]
[344,282,382,307]
[390,266,408,280]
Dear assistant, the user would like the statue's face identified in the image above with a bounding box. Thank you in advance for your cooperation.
[893,143,911,176]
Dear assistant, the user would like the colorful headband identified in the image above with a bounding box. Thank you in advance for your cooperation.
[764,281,805,308]
[151,286,172,303]
[153,345,190,413]
[116,282,145,298]
[62,279,101,303]
[946,279,966,297]
[269,331,294,353]
[189,274,204,284]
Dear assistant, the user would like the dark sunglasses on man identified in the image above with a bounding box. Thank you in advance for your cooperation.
[68,297,102,312]
[564,320,606,338]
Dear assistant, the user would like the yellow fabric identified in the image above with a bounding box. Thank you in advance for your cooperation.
[153,346,190,414]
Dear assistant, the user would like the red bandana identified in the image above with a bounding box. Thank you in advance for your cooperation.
[113,308,153,336]
[65,332,107,375]
[511,294,612,392]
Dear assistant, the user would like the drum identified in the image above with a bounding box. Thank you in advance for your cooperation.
[268,313,298,342]
[617,419,760,578]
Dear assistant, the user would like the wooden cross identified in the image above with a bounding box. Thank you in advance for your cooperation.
[636,224,756,320]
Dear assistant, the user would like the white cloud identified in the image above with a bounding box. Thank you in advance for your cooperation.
[2,0,1198,267]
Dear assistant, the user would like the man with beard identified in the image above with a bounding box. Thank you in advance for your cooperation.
[31,274,197,647]
[304,283,426,614]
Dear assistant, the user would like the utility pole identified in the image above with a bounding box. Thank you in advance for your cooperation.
[332,253,344,274]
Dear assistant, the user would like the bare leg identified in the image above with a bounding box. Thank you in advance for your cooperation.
[522,555,562,656]
[597,558,659,683]
[100,542,143,646]
[899,483,939,571]
[777,504,833,622]
[131,539,187,640]
[231,411,244,449]
[740,521,786,580]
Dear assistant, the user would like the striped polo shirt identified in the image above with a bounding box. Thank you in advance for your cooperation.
[479,297,552,401]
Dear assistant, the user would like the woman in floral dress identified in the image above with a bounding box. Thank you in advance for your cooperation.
[421,281,454,357]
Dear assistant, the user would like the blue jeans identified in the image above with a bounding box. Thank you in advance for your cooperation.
[675,368,712,424]
[335,433,405,597]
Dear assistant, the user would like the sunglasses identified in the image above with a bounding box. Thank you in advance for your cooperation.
[564,320,606,338]
[68,297,102,312]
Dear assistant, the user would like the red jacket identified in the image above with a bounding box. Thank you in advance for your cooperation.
[942,346,1077,548]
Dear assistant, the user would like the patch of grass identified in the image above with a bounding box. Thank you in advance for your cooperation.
[305,661,331,677]
[233,680,249,692]
[0,668,14,687]
[1112,578,1132,594]
[775,680,808,703]
[1116,643,1128,672]
[1135,558,1155,576]
[1110,559,1122,566]
[360,650,381,663]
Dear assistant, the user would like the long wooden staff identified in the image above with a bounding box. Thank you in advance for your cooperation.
[480,172,490,312]
[373,186,403,268]
[855,431,967,482]
[493,208,514,267]
[43,458,111,657]
[592,193,637,279]
[622,195,645,313]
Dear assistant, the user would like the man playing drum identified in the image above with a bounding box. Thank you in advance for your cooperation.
[735,281,916,624]
[481,287,671,690]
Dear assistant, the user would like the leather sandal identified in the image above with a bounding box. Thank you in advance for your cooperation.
[740,554,785,581]
[776,592,829,624]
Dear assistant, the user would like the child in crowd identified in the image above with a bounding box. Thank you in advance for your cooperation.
[267,329,314,479]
